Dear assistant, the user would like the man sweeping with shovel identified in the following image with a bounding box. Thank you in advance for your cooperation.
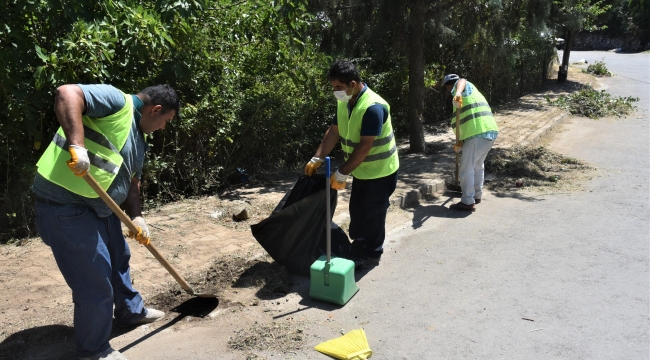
[443,74,499,212]
[305,60,399,271]
[32,84,178,360]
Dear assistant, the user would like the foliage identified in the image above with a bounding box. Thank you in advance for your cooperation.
[546,85,639,118]
[582,60,611,75]
[551,0,612,32]
[0,0,332,242]
[577,0,649,50]
[629,0,650,27]
[308,0,560,133]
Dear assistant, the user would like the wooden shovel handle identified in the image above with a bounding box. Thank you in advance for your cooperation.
[455,107,461,186]
[82,173,195,293]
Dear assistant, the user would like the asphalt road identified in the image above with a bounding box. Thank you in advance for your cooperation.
[288,51,649,359]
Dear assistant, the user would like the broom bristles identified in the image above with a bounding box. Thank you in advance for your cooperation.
[315,329,372,359]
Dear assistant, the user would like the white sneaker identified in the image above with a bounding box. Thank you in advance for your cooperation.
[79,347,127,360]
[135,308,165,325]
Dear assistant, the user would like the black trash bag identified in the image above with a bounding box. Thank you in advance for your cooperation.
[251,175,352,276]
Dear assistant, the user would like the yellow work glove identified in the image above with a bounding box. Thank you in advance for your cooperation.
[330,170,349,190]
[66,145,90,177]
[128,216,151,245]
[304,157,323,176]
[452,95,463,109]
[454,141,463,154]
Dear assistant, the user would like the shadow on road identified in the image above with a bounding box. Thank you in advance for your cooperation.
[117,297,219,353]
[0,324,76,360]
[492,191,546,202]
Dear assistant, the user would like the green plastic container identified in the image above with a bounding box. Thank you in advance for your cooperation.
[309,255,359,305]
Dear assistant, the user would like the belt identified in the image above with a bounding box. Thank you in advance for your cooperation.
[34,194,63,206]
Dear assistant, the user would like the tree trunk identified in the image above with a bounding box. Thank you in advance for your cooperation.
[558,29,573,83]
[407,0,426,153]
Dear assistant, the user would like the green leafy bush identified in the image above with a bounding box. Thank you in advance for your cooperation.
[0,0,331,242]
[583,61,611,76]
[546,86,639,118]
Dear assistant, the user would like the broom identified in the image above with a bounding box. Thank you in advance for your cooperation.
[314,329,372,360]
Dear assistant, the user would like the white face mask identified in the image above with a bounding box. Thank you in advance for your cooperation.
[333,86,354,102]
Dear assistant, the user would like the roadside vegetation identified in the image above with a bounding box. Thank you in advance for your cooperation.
[546,86,639,118]
[583,60,612,76]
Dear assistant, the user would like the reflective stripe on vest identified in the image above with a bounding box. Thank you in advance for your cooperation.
[36,92,134,198]
[336,88,399,179]
[450,83,499,140]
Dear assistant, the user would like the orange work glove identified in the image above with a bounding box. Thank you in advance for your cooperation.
[330,170,349,190]
[304,157,324,176]
[66,145,90,176]
[453,141,463,154]
[128,216,151,245]
[452,95,463,109]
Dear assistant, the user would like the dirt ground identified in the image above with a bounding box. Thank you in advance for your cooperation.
[0,170,412,360]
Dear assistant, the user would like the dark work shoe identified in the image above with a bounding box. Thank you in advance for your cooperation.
[449,202,476,212]
[474,198,481,204]
[354,253,382,271]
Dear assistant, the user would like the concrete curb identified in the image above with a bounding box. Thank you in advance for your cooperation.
[390,178,447,208]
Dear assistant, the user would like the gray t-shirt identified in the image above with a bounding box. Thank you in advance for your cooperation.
[32,84,149,217]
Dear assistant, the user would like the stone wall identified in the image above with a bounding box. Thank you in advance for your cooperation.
[572,32,649,51]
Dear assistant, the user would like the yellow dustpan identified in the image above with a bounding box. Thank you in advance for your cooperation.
[315,329,372,359]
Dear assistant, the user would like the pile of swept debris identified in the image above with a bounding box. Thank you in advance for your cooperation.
[485,145,595,190]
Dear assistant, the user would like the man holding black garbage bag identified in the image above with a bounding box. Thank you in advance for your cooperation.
[305,60,399,271]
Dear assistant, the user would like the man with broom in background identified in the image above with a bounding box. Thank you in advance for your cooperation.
[305,60,399,271]
[443,74,499,212]
[32,83,178,360]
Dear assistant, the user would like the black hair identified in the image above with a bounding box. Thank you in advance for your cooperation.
[138,84,180,116]
[327,60,362,84]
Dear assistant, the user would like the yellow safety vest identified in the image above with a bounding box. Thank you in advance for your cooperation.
[336,88,399,179]
[36,93,134,198]
[451,83,499,140]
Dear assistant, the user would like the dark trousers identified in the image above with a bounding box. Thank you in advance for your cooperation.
[348,171,398,257]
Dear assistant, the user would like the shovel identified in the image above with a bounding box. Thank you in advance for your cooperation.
[309,157,359,305]
[446,107,462,192]
[82,173,217,298]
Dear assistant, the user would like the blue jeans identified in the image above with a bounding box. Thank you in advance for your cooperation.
[34,199,146,358]
[348,171,398,257]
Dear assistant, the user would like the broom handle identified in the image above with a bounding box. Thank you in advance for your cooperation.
[325,157,331,263]
[455,107,461,186]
